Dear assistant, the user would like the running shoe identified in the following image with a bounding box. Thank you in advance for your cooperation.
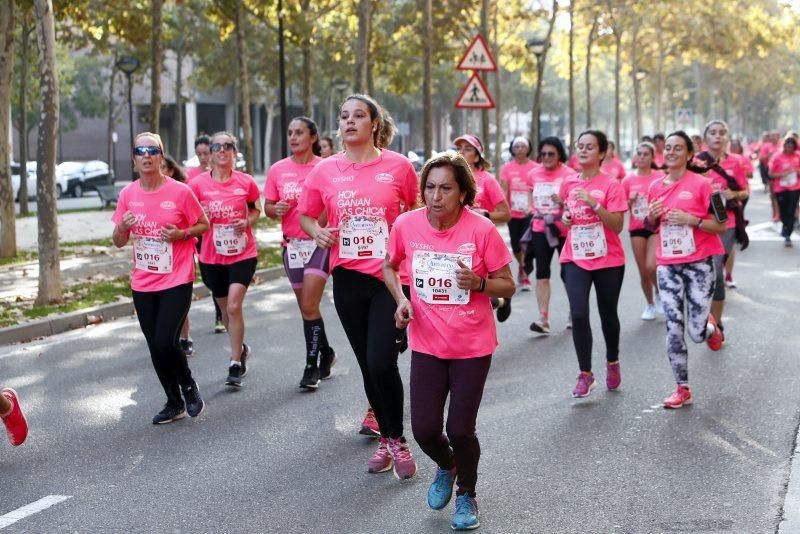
[641,304,656,321]
[521,276,532,292]
[496,297,512,323]
[299,365,320,389]
[725,272,736,288]
[427,467,456,510]
[179,338,194,357]
[319,347,336,380]
[654,294,665,315]
[387,437,417,480]
[571,372,595,398]
[606,361,621,390]
[214,319,226,334]
[529,320,551,334]
[786,237,793,247]
[451,494,480,531]
[182,383,205,418]
[1,388,28,446]
[226,363,243,387]
[367,437,393,473]
[240,343,250,377]
[663,384,693,409]
[152,403,187,425]
[706,315,723,351]
[360,407,381,437]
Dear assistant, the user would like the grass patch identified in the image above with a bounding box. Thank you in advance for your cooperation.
[0,250,38,267]
[17,206,114,219]
[257,246,283,270]
[19,276,131,321]
[61,238,114,248]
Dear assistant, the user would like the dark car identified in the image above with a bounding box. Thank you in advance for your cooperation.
[56,160,114,198]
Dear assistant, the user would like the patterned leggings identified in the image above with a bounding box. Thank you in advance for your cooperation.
[656,258,715,384]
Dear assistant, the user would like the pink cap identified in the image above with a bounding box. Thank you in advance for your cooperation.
[453,134,483,155]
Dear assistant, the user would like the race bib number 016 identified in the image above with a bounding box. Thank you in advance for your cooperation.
[339,216,388,260]
[631,195,648,220]
[286,238,316,269]
[213,223,247,256]
[412,251,471,305]
[133,235,173,274]
[660,223,696,258]
[781,171,798,188]
[571,222,607,260]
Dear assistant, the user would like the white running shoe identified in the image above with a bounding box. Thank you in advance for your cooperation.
[654,294,664,315]
[641,304,656,321]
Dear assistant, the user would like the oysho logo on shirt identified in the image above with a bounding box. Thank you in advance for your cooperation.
[590,189,604,199]
[160,201,176,210]
[128,201,144,207]
[457,243,477,255]
[678,191,694,200]
[410,240,434,251]
[333,175,355,183]
[375,173,395,184]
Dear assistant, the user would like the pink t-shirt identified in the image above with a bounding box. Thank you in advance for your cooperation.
[622,171,663,231]
[500,160,538,218]
[654,152,665,168]
[112,178,205,293]
[734,153,754,176]
[647,172,724,265]
[189,170,261,265]
[559,172,628,270]
[298,149,419,280]
[769,152,800,193]
[473,168,506,213]
[567,154,582,172]
[601,157,627,181]
[388,208,512,359]
[185,166,207,183]
[264,156,322,240]
[703,154,749,229]
[529,163,571,234]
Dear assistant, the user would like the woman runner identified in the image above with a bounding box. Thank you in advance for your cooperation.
[768,136,800,247]
[319,136,335,158]
[384,152,514,531]
[264,117,336,389]
[500,137,537,290]
[112,132,208,424]
[189,132,261,388]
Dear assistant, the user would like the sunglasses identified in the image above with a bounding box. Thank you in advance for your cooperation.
[540,151,557,157]
[211,142,236,153]
[134,146,162,156]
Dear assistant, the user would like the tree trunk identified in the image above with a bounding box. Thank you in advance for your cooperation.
[263,99,275,167]
[18,16,31,214]
[301,37,312,116]
[530,1,558,149]
[492,5,502,174]
[354,0,371,93]
[173,45,184,160]
[149,0,163,133]
[107,57,116,185]
[33,0,61,305]
[235,1,254,173]
[366,0,375,96]
[631,21,641,141]
[654,25,665,133]
[480,0,490,159]
[567,0,575,150]
[585,19,597,128]
[421,0,432,158]
[613,30,621,146]
[0,0,16,258]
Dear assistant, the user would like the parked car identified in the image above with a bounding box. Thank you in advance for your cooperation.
[11,161,36,202]
[56,160,114,198]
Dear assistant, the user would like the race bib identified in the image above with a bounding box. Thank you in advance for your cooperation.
[339,216,388,260]
[660,223,696,258]
[510,191,530,213]
[213,223,247,256]
[133,235,173,274]
[780,171,798,187]
[571,222,607,260]
[412,251,471,305]
[533,183,556,212]
[286,238,316,269]
[631,195,648,220]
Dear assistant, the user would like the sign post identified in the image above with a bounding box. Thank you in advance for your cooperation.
[455,34,497,111]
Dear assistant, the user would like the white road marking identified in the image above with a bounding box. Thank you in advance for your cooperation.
[0,495,72,529]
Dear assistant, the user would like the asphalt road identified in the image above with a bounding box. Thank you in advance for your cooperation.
[1,189,799,533]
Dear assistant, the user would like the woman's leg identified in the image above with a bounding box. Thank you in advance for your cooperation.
[593,266,625,363]
[532,232,556,320]
[564,263,594,372]
[154,283,195,391]
[133,289,181,406]
[631,236,654,305]
[657,265,689,384]
[410,351,454,470]
[684,259,716,345]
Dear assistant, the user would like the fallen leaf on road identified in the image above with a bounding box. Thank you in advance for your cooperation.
[87,314,103,325]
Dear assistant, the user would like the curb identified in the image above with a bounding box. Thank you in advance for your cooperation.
[0,265,285,346]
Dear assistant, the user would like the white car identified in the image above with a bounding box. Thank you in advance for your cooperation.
[11,161,36,202]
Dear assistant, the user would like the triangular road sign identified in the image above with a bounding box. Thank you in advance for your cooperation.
[457,34,497,72]
[455,73,496,109]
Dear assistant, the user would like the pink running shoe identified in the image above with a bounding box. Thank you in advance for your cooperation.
[571,372,595,398]
[663,384,693,409]
[367,437,393,473]
[387,437,417,480]
[521,276,532,292]
[706,315,723,351]
[606,361,621,390]
[1,388,29,446]
[359,407,381,437]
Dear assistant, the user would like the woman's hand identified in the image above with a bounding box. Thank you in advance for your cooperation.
[118,211,136,232]
[274,200,290,217]
[232,218,249,233]
[648,199,665,221]
[313,226,338,249]
[394,298,414,329]
[666,208,693,226]
[455,259,480,291]
[561,210,573,227]
[574,187,596,208]
[161,224,184,242]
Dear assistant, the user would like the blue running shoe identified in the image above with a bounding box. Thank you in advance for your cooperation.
[427,467,456,510]
[451,494,480,531]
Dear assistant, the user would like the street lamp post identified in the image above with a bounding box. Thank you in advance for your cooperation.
[526,37,546,150]
[115,56,140,180]
[278,0,288,158]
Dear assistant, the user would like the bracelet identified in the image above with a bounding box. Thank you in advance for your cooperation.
[695,217,703,229]
[484,211,491,219]
[477,277,486,293]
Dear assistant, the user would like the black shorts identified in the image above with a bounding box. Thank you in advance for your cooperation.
[629,229,655,239]
[507,215,532,254]
[200,257,258,298]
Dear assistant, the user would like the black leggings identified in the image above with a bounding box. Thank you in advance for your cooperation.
[332,267,407,439]
[777,190,800,239]
[507,215,532,255]
[410,351,491,498]
[564,263,625,373]
[132,283,195,407]
[525,231,566,281]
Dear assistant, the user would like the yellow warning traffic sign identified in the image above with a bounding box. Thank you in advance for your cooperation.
[455,73,496,109]
[457,34,497,72]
